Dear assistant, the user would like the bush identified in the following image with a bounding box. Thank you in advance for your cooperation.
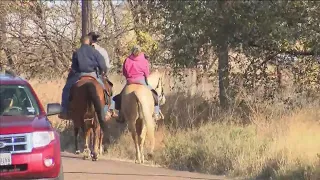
[159,106,320,179]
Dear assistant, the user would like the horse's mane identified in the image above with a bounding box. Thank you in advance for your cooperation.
[147,70,164,89]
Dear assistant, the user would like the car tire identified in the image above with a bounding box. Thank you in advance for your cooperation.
[55,163,64,180]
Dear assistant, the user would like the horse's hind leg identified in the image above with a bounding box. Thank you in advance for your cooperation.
[82,122,91,160]
[146,117,156,160]
[74,127,80,154]
[129,121,141,164]
[102,122,111,152]
[138,124,147,163]
[132,132,141,164]
[99,129,104,155]
[91,121,101,161]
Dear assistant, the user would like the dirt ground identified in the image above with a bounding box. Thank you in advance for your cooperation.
[61,152,232,180]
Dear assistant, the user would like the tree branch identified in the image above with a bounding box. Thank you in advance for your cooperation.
[247,41,317,56]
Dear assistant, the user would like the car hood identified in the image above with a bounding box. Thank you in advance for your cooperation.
[0,115,52,134]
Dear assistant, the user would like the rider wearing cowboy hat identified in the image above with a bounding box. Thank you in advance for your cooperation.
[87,32,111,72]
[87,31,117,119]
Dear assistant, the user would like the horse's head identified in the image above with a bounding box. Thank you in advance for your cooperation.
[148,70,166,106]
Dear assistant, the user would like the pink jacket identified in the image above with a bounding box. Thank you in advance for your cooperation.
[123,53,150,83]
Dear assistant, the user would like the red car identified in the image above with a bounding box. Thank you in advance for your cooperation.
[0,72,64,180]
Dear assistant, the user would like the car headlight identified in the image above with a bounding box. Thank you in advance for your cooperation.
[32,131,55,148]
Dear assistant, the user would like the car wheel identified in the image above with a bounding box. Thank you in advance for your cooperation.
[55,163,64,180]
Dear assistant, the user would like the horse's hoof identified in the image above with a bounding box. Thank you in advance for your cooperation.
[103,145,108,153]
[90,152,98,161]
[75,150,80,155]
[83,155,89,160]
[83,149,90,160]
[147,153,154,159]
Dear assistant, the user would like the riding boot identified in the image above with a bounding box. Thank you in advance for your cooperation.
[104,110,112,121]
[110,109,118,118]
[58,110,70,120]
[153,106,162,121]
[150,90,162,120]
[59,104,71,120]
[58,113,69,120]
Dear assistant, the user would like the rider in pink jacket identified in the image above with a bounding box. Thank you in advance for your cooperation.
[123,49,150,84]
[122,45,160,116]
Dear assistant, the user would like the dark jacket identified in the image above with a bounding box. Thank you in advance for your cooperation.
[71,44,106,74]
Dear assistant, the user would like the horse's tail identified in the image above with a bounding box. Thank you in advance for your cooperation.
[133,91,155,146]
[84,82,105,130]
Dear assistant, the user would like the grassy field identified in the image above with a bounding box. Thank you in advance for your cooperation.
[30,74,320,180]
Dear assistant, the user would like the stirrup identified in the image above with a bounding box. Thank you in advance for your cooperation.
[153,113,161,121]
[111,110,118,118]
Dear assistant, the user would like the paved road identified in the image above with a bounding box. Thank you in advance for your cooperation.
[61,152,231,180]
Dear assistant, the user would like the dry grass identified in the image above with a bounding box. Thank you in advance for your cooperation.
[160,107,320,179]
[29,76,320,180]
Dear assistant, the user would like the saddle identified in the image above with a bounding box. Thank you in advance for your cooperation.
[70,75,114,105]
[112,87,159,111]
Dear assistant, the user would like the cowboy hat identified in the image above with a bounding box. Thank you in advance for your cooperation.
[87,31,100,42]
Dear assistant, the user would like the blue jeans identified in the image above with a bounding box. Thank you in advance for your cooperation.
[61,72,108,114]
[127,79,159,115]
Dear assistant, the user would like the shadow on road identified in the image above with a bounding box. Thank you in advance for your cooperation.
[63,171,222,180]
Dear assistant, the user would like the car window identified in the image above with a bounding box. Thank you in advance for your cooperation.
[0,85,40,116]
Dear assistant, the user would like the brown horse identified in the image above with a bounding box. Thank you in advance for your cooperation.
[68,75,112,161]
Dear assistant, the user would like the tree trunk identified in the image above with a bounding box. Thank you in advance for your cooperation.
[81,0,89,37]
[0,2,14,67]
[109,0,120,66]
[71,0,80,50]
[217,40,230,110]
[88,0,92,32]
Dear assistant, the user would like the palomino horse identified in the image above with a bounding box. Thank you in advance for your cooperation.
[120,70,166,164]
[68,75,112,161]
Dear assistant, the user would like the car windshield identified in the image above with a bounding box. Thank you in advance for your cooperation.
[0,85,40,116]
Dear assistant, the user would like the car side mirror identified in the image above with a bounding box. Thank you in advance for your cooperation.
[47,103,61,116]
